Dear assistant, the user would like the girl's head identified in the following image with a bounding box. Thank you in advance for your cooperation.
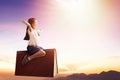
[28,18,38,29]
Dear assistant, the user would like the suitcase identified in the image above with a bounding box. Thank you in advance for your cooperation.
[15,49,58,77]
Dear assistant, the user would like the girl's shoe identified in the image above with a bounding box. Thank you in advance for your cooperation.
[22,54,29,65]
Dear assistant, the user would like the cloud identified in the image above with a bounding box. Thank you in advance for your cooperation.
[58,63,89,73]
[0,55,15,64]
[110,56,120,59]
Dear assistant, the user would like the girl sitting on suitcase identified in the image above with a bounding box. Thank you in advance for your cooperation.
[20,18,46,65]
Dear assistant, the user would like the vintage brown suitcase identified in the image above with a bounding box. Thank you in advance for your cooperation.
[15,49,58,77]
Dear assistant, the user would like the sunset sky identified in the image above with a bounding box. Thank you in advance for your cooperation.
[0,0,120,74]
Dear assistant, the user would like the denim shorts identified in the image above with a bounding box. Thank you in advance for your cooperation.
[27,45,43,55]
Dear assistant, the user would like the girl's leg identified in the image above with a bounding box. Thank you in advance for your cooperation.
[28,50,46,61]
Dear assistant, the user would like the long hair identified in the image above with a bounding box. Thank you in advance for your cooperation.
[24,18,36,40]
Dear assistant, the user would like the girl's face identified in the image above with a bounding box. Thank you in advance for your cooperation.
[32,20,38,29]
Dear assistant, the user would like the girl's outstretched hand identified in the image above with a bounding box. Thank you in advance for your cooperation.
[37,29,42,33]
[37,29,42,36]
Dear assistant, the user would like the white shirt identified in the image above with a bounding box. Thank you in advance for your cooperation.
[28,29,40,46]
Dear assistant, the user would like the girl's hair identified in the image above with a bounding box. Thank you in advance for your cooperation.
[24,18,36,40]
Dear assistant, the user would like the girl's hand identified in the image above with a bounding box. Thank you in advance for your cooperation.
[37,29,42,33]
[37,29,42,36]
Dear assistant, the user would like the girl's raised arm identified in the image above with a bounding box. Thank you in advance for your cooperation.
[19,20,32,31]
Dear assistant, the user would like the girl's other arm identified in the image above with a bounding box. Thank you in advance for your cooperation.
[37,29,43,36]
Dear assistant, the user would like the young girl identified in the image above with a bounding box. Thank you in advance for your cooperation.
[20,18,46,65]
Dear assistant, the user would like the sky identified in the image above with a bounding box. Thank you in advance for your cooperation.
[0,0,120,74]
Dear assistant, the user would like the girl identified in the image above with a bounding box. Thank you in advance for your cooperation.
[20,18,46,65]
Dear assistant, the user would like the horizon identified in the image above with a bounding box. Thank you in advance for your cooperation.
[1,70,120,80]
[0,0,120,74]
